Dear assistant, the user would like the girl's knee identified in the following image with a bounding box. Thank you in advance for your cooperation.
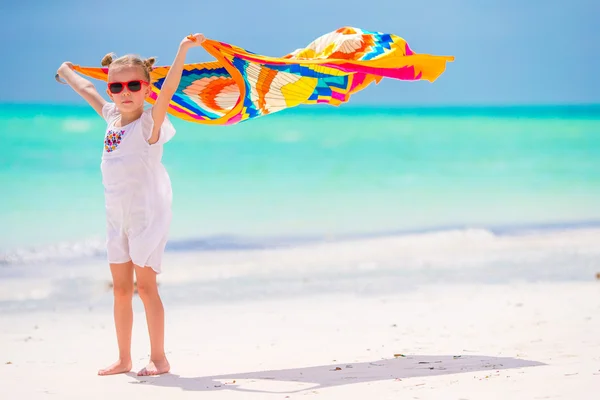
[113,283,134,299]
[136,281,159,301]
[133,265,158,299]
[109,261,134,299]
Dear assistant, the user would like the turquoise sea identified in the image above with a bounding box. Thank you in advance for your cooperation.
[2,104,599,253]
[1,103,600,311]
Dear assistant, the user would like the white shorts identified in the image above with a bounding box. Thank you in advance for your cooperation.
[106,233,168,274]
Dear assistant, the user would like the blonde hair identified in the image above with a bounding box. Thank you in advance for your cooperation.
[101,53,156,82]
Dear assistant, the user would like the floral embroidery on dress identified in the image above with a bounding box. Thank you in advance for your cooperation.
[105,129,125,152]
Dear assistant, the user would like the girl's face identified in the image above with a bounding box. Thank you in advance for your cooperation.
[106,65,150,113]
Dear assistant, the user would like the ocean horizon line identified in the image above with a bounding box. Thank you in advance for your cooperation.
[3,100,599,107]
[2,102,599,118]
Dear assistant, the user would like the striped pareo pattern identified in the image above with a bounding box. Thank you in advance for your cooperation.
[74,27,454,125]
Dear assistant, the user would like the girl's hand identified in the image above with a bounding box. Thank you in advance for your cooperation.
[57,62,74,76]
[56,62,74,83]
[180,33,205,50]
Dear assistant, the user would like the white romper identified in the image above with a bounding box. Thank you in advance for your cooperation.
[101,102,176,273]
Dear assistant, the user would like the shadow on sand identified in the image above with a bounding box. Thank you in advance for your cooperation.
[128,354,545,394]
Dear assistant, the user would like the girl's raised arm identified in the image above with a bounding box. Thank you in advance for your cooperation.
[148,33,205,144]
[56,62,107,117]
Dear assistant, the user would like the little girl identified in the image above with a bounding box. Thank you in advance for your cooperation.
[56,33,206,376]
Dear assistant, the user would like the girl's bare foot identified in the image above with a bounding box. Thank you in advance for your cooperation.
[137,357,170,376]
[98,358,132,376]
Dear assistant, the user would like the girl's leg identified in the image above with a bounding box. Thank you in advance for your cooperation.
[134,264,170,376]
[98,261,135,376]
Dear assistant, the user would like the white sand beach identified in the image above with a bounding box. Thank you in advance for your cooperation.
[2,279,599,399]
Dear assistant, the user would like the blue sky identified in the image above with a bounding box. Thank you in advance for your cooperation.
[1,0,598,105]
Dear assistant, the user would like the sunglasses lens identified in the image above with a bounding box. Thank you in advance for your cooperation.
[127,81,142,92]
[108,83,123,94]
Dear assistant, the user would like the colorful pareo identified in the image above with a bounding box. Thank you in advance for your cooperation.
[74,27,454,126]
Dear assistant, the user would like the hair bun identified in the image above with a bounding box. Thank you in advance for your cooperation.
[101,53,115,67]
[143,57,156,70]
